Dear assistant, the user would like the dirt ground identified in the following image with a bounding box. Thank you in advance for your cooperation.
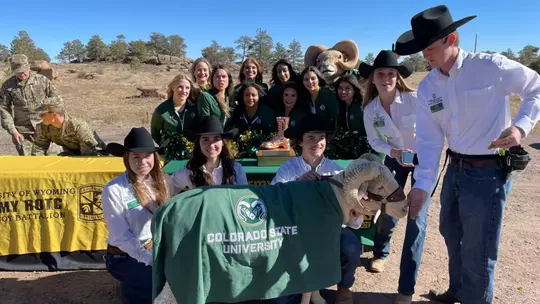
[0,64,539,303]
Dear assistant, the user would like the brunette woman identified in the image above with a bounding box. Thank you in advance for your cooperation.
[102,127,173,304]
[172,115,247,191]
[300,66,339,128]
[197,65,235,126]
[234,57,269,104]
[265,59,301,110]
[226,81,277,135]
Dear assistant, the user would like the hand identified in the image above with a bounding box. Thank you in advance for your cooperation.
[390,148,416,167]
[407,188,428,219]
[489,126,524,149]
[11,130,23,146]
[296,170,322,181]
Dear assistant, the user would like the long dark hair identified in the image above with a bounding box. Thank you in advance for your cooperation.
[275,81,303,115]
[210,64,235,113]
[300,66,328,88]
[235,81,267,113]
[187,136,237,187]
[271,59,301,86]
[336,74,363,103]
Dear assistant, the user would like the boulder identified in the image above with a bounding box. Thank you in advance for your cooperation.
[157,54,182,65]
[136,87,166,99]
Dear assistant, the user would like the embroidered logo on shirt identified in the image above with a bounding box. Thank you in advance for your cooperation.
[77,184,104,222]
[349,114,354,120]
[190,112,195,118]
[373,113,385,128]
[320,104,326,111]
[427,94,444,113]
[235,195,267,227]
[290,120,296,127]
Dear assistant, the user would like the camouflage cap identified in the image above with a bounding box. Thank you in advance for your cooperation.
[9,54,30,74]
[36,96,65,114]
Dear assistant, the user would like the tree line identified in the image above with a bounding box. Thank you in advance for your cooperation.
[361,45,540,74]
[1,30,538,75]
[0,29,304,73]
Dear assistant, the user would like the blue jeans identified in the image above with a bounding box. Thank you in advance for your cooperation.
[106,252,152,304]
[373,157,432,295]
[271,228,362,303]
[440,164,508,304]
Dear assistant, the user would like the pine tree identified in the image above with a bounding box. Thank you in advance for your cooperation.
[86,35,109,61]
[288,39,303,71]
[167,35,187,57]
[248,29,274,72]
[128,40,149,61]
[234,36,252,62]
[272,42,289,62]
[10,31,36,57]
[109,34,128,62]
[0,44,10,61]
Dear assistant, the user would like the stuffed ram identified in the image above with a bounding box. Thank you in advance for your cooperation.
[152,154,409,304]
[304,39,361,86]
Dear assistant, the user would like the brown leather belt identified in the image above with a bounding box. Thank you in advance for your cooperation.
[107,241,153,255]
[449,157,501,169]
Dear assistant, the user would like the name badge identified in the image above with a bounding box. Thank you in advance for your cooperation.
[374,120,385,128]
[430,103,444,113]
[127,200,141,209]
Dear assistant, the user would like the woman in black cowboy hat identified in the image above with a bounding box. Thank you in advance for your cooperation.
[360,50,433,303]
[171,115,247,192]
[101,127,174,304]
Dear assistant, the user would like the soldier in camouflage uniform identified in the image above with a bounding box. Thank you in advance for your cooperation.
[0,54,59,155]
[31,96,107,156]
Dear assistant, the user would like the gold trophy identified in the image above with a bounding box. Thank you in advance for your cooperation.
[257,117,295,165]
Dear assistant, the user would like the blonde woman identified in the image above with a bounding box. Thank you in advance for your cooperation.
[361,50,430,304]
[102,127,174,304]
[190,58,212,91]
[151,74,200,148]
[197,64,234,126]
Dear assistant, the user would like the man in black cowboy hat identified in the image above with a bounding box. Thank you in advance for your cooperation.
[394,4,540,304]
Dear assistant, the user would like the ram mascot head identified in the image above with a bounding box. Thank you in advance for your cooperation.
[304,40,359,84]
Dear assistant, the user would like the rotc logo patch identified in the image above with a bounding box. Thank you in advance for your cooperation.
[78,184,104,222]
[235,195,267,227]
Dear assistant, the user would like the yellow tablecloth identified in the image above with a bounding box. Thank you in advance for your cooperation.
[0,156,126,255]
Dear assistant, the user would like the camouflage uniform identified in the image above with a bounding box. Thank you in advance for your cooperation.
[31,97,107,156]
[0,54,59,155]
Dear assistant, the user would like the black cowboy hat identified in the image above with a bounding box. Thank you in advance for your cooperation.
[358,50,414,79]
[284,114,335,140]
[185,115,238,142]
[106,127,159,157]
[393,5,477,56]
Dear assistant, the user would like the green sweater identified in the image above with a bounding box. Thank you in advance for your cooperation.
[197,92,228,126]
[150,99,198,146]
[152,181,343,303]
[339,101,367,135]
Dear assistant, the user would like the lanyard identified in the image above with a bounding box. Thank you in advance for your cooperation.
[242,113,260,126]
[176,108,187,132]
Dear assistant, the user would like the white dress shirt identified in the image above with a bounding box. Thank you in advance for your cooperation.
[171,160,248,192]
[271,156,343,184]
[413,48,540,192]
[101,172,174,266]
[363,90,419,157]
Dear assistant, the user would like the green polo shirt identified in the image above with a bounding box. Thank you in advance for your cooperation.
[150,98,198,146]
[152,181,343,303]
[226,104,277,134]
[305,87,340,128]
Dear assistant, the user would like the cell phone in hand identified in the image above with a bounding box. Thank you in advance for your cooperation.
[401,151,418,165]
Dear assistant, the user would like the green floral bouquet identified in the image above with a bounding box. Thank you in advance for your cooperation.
[325,128,378,160]
[229,130,273,159]
[163,132,194,162]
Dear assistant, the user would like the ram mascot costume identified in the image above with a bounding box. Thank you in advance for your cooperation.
[152,154,409,304]
[304,40,361,87]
